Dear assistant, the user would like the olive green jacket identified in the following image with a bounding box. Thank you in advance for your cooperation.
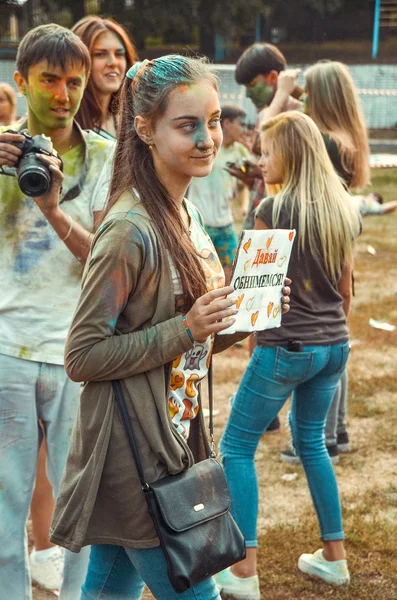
[50,192,244,552]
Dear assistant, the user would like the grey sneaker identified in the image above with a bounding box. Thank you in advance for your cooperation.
[298,549,350,586]
[280,445,340,465]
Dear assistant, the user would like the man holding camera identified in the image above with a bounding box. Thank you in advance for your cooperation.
[0,24,114,600]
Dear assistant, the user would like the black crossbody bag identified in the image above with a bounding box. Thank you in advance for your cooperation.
[112,364,246,593]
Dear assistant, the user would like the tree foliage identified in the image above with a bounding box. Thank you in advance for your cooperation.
[1,0,376,54]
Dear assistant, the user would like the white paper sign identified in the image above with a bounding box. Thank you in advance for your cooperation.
[219,229,296,334]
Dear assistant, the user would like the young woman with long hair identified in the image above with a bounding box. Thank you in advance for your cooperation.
[72,16,137,139]
[50,55,290,599]
[304,60,370,190]
[217,112,361,599]
[281,61,370,467]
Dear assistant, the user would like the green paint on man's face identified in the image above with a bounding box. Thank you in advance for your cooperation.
[24,60,87,131]
[246,81,275,109]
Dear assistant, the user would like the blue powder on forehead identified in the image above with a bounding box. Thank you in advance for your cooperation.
[142,56,192,87]
[149,56,190,84]
[132,55,212,89]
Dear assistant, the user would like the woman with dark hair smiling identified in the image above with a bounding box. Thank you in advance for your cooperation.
[72,16,138,139]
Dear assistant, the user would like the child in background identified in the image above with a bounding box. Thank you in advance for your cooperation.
[188,104,251,282]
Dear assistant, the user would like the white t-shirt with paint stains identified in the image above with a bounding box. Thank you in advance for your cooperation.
[168,202,225,439]
[188,142,251,228]
[0,127,114,364]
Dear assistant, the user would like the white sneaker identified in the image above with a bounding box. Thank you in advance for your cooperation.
[298,548,350,586]
[30,546,64,591]
[214,567,260,600]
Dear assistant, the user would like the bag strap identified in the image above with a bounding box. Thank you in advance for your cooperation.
[207,360,216,457]
[112,380,149,490]
[112,361,216,487]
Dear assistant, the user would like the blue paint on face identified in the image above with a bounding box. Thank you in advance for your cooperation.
[192,121,206,145]
[109,317,117,329]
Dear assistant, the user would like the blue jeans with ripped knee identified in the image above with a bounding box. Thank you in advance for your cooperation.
[220,342,350,546]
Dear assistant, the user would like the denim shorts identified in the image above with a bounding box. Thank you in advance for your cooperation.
[206,223,238,267]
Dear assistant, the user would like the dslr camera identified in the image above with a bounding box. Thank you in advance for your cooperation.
[0,130,62,197]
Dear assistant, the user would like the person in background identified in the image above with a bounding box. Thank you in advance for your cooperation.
[1,78,63,596]
[217,112,361,599]
[351,192,397,216]
[188,104,251,283]
[227,42,302,429]
[304,60,369,191]
[29,423,60,592]
[0,24,114,599]
[228,42,303,230]
[281,60,370,465]
[72,15,137,139]
[0,82,17,125]
[236,42,302,130]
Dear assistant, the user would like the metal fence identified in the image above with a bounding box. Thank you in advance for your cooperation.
[1,59,397,129]
[215,63,397,130]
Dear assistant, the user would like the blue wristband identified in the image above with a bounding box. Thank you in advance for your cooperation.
[182,314,195,344]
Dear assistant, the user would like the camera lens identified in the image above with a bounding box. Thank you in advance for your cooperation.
[17,154,51,197]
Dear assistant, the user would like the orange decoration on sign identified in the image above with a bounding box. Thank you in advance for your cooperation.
[267,302,274,318]
[246,296,255,311]
[236,294,244,308]
[289,231,294,241]
[266,235,274,250]
[251,311,259,327]
[277,255,287,267]
[243,238,251,253]
[273,306,280,318]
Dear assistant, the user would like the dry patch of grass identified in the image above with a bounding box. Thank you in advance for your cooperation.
[257,487,397,599]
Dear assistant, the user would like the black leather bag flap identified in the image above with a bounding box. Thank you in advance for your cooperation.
[149,458,231,533]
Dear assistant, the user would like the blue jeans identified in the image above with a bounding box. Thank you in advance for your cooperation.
[81,544,221,599]
[0,353,90,600]
[220,342,350,545]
